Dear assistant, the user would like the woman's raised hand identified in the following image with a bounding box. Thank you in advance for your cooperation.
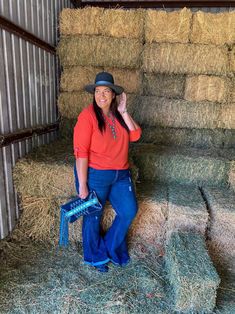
[117,92,127,114]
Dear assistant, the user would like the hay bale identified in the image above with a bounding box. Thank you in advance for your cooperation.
[143,73,185,98]
[202,187,235,251]
[184,75,228,103]
[134,96,222,129]
[219,103,235,129]
[143,43,228,75]
[140,126,235,149]
[231,80,235,103]
[131,144,232,186]
[58,92,92,119]
[145,8,192,43]
[129,184,167,245]
[60,7,103,36]
[60,66,102,92]
[102,8,144,39]
[58,36,142,69]
[191,11,235,46]
[231,46,235,72]
[60,8,144,39]
[229,161,235,191]
[166,185,208,238]
[13,140,76,244]
[166,231,220,313]
[61,66,141,94]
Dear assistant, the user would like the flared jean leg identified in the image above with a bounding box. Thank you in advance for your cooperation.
[74,165,110,266]
[104,175,138,265]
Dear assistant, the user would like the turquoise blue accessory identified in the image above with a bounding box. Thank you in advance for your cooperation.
[59,190,102,247]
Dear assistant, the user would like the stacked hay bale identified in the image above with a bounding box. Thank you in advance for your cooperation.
[58,7,143,138]
[202,187,235,272]
[165,231,220,313]
[139,9,235,150]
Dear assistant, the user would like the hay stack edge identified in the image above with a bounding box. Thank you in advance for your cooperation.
[12,7,235,314]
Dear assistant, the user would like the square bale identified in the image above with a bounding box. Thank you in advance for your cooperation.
[58,35,142,69]
[184,75,228,103]
[143,43,229,76]
[143,73,185,98]
[191,11,235,46]
[166,231,220,313]
[167,185,208,238]
[131,144,232,186]
[145,8,192,44]
[134,96,222,129]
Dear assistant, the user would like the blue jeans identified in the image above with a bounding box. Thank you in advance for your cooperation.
[74,166,138,266]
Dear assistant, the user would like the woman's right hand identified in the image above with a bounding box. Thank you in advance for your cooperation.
[79,184,89,199]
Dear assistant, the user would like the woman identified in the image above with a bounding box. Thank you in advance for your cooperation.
[73,72,141,272]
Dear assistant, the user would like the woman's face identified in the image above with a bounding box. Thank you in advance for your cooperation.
[94,86,115,112]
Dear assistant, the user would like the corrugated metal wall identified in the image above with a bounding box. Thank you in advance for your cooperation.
[0,0,74,240]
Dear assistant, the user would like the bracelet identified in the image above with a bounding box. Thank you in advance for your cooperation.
[121,109,128,114]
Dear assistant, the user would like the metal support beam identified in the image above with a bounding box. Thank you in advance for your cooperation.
[0,15,56,54]
[0,121,60,148]
[78,1,235,8]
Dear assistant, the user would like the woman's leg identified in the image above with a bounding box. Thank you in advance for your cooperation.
[104,170,138,266]
[74,165,110,266]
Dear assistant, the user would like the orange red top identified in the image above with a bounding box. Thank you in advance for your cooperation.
[73,104,141,170]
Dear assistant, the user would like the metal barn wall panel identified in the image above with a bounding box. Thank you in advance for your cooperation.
[0,0,73,46]
[0,0,74,239]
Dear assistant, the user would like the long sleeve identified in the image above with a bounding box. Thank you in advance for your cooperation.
[129,127,142,142]
[73,110,93,158]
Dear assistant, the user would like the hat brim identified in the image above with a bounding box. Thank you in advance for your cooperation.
[85,82,124,95]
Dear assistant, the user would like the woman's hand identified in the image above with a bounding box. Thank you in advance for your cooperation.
[79,184,89,199]
[117,92,127,114]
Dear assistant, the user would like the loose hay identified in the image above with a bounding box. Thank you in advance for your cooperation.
[143,43,229,75]
[61,66,141,94]
[166,185,208,238]
[134,96,222,129]
[58,35,142,69]
[140,126,235,149]
[165,231,220,313]
[131,144,232,186]
[0,240,172,314]
[143,73,185,98]
[184,75,228,103]
[145,8,192,44]
[191,11,235,46]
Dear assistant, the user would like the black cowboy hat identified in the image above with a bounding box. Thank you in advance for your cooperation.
[85,71,124,95]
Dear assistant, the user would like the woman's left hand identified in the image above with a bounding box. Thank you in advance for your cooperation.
[117,92,127,114]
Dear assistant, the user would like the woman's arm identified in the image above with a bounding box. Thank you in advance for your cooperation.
[76,157,89,199]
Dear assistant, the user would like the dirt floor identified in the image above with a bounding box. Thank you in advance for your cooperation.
[0,236,234,314]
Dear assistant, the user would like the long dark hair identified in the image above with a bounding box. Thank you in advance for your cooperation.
[93,95,129,134]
